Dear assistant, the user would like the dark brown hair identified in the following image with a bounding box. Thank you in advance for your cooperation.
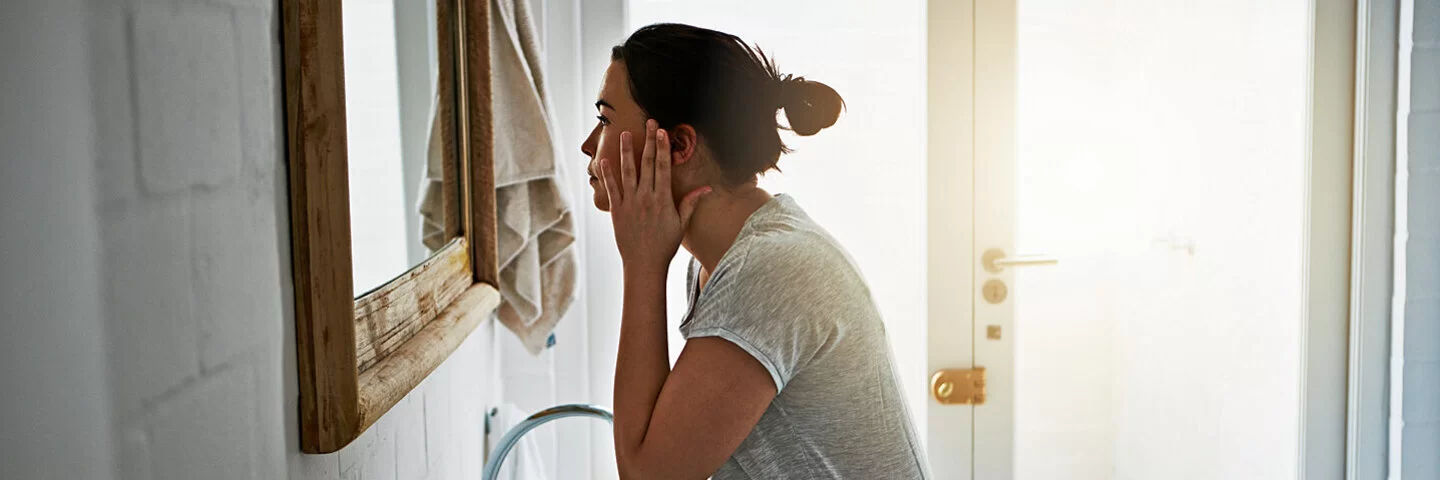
[612,23,845,185]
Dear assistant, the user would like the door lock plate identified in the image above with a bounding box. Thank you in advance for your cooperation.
[982,278,1008,304]
[931,367,986,405]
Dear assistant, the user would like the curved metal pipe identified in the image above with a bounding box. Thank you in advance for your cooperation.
[482,404,614,480]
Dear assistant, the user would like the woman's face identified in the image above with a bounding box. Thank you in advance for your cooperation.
[580,61,649,213]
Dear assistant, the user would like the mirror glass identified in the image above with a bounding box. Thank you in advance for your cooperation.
[343,0,455,295]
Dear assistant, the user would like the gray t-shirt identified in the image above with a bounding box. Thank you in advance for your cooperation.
[681,194,931,480]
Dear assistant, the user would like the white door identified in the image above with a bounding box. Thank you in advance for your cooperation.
[927,1,1332,478]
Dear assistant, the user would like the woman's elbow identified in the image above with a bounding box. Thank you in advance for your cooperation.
[615,446,708,480]
[615,454,657,480]
[614,445,650,480]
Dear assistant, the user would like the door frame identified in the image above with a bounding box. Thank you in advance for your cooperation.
[925,0,978,476]
[1302,0,1359,478]
[924,0,1382,478]
[1345,0,1399,478]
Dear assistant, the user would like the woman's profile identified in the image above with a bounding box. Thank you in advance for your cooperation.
[580,23,931,480]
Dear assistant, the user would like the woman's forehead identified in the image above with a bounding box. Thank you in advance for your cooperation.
[597,61,635,111]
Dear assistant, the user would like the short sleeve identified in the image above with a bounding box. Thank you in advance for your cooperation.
[682,238,843,392]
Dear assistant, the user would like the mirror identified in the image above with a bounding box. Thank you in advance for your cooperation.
[343,0,457,295]
[285,0,499,453]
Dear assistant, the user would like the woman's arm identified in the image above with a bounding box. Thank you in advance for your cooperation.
[612,268,775,479]
[599,121,776,479]
[610,268,670,465]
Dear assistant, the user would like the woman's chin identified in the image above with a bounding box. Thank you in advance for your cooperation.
[588,180,609,211]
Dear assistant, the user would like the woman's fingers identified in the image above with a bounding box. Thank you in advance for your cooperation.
[639,120,656,192]
[678,186,713,231]
[620,131,637,194]
[655,128,672,197]
[601,157,622,205]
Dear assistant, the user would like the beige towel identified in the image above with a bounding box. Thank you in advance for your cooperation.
[419,90,448,252]
[492,0,577,355]
[422,0,576,354]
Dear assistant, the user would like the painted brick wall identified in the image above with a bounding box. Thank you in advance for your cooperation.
[1402,0,1440,477]
[1,0,117,477]
[95,0,503,478]
[1,0,502,478]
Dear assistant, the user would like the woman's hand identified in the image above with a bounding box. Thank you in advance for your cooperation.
[599,119,712,275]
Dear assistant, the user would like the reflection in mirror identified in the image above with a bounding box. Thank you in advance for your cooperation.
[343,0,454,295]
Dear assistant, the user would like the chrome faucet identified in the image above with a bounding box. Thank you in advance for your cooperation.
[482,403,614,480]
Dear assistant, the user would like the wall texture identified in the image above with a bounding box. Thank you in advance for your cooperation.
[2,0,502,478]
[0,0,116,478]
[1400,0,1440,477]
[96,0,503,477]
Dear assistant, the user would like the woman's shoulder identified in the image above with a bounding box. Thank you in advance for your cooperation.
[722,227,867,297]
[692,218,884,347]
[740,227,844,266]
[701,195,869,298]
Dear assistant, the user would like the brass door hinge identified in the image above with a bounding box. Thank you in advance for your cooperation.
[931,367,986,405]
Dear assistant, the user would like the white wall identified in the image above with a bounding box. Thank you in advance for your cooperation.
[1397,0,1440,477]
[1,0,504,478]
[0,1,116,478]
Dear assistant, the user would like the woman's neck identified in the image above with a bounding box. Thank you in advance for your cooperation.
[681,185,773,273]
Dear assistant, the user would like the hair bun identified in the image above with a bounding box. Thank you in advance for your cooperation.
[778,76,844,136]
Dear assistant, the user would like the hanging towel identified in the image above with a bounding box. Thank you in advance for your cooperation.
[487,404,550,480]
[418,88,448,251]
[489,0,576,354]
[422,0,576,354]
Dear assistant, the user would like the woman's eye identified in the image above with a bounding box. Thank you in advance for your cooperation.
[596,115,610,126]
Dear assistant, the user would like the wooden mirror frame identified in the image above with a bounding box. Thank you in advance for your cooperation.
[282,0,499,453]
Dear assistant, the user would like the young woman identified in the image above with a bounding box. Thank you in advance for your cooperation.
[580,23,931,480]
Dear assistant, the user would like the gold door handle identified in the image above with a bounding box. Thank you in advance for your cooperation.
[983,248,1058,273]
[931,368,986,405]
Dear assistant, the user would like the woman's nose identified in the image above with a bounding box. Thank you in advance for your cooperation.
[580,125,600,158]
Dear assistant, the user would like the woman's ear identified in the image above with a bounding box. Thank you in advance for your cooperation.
[668,124,699,165]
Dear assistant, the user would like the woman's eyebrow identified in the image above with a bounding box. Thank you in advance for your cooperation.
[595,99,614,111]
